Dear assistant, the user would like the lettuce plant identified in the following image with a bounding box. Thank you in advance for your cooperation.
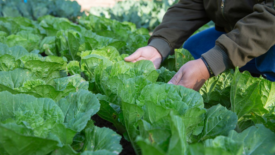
[0,91,122,154]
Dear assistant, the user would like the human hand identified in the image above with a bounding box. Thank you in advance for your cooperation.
[168,58,210,91]
[124,46,162,69]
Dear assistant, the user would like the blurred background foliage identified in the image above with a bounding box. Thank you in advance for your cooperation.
[90,0,213,32]
[0,0,213,32]
[0,0,83,21]
[90,0,179,31]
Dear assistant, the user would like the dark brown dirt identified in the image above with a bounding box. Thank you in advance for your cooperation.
[91,114,136,155]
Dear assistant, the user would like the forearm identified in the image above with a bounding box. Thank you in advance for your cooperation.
[148,0,210,60]
[202,2,275,75]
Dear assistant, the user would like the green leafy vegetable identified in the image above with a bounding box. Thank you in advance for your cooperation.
[200,70,234,108]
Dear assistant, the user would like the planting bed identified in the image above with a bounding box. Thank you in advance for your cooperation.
[0,4,274,155]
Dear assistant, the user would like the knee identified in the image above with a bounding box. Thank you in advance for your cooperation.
[183,36,195,51]
[182,35,202,59]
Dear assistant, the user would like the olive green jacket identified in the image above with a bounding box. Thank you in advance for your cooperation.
[148,0,275,76]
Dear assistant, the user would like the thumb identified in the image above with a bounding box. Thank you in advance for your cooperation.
[168,72,182,85]
[168,79,176,85]
[124,50,142,62]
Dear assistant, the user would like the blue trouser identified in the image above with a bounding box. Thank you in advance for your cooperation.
[183,27,275,81]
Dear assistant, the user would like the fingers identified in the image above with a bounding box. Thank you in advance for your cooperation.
[124,49,142,62]
[168,71,183,85]
[132,57,146,63]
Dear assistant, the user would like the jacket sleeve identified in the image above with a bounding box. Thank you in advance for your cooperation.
[202,1,275,76]
[148,0,210,60]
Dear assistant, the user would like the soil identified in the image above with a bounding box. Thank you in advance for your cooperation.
[91,114,136,155]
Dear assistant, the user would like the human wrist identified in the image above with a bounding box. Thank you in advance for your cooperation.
[146,46,162,58]
[201,45,233,76]
[200,57,214,77]
[148,38,171,61]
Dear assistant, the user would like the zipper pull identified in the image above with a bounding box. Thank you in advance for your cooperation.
[221,0,225,8]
